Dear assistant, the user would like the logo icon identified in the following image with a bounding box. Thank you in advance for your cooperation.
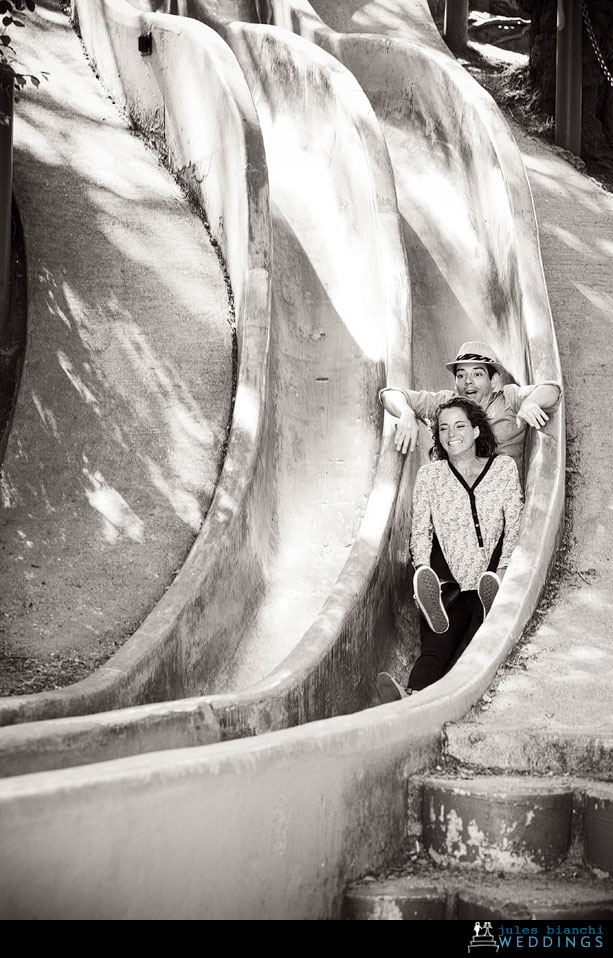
[468,922,499,953]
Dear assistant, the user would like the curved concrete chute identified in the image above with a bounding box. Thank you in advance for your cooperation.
[0,0,564,780]
[0,0,411,739]
[164,7,412,691]
[260,0,565,705]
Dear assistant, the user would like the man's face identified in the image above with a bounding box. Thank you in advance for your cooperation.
[454,364,495,407]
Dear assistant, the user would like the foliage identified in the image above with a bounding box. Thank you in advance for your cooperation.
[0,0,47,99]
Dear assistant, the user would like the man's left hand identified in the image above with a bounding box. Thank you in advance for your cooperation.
[516,399,550,429]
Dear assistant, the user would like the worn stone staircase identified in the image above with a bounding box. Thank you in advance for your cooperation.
[343,763,613,919]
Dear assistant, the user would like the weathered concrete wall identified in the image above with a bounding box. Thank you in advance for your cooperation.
[0,707,439,919]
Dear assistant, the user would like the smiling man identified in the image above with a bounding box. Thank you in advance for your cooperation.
[379,341,562,476]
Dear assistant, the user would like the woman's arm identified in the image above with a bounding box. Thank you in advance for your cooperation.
[410,466,435,568]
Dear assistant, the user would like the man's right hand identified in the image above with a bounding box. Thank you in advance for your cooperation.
[394,408,419,454]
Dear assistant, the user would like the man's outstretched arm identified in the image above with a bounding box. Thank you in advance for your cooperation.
[379,388,419,454]
[515,383,562,429]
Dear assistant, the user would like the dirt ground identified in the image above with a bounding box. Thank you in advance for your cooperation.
[460,40,613,193]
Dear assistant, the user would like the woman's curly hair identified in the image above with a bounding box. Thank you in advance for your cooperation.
[430,397,497,461]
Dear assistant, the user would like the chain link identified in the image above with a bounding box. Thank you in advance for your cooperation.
[581,0,613,88]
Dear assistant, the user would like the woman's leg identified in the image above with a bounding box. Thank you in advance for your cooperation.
[429,534,460,609]
[408,591,482,691]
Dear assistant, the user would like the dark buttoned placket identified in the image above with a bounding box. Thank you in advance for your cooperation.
[447,456,497,548]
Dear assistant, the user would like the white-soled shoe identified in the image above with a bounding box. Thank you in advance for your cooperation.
[413,566,449,634]
[478,571,501,618]
[376,672,408,704]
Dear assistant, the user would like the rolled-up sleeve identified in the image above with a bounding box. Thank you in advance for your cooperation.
[505,381,563,414]
[378,387,454,420]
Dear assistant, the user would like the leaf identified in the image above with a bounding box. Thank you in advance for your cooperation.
[13,18,24,27]
[0,35,11,45]
[2,15,12,24]
[29,74,38,86]
[26,0,35,9]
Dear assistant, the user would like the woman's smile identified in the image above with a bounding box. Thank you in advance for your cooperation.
[438,408,479,459]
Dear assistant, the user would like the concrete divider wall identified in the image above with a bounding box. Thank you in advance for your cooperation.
[0,712,440,919]
[266,0,449,51]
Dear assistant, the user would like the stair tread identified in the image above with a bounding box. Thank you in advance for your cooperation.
[421,773,574,799]
[347,873,613,904]
[443,727,613,778]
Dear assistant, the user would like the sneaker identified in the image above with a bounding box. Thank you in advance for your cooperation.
[478,571,501,618]
[413,566,449,634]
[376,672,408,704]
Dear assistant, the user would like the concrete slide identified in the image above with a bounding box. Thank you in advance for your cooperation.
[0,0,565,919]
[0,0,411,760]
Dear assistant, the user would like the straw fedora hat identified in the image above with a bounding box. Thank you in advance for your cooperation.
[445,341,506,376]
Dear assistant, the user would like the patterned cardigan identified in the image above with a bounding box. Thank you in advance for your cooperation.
[410,455,523,591]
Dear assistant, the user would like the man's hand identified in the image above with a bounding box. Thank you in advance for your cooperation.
[516,398,550,429]
[394,408,419,454]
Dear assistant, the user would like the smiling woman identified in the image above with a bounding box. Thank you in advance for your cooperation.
[377,396,523,702]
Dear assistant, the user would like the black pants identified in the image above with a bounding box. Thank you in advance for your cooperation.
[408,590,483,690]
[407,534,502,692]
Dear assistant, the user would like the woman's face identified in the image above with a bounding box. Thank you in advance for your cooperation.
[438,407,479,459]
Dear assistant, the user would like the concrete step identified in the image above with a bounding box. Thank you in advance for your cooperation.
[414,774,613,876]
[342,765,613,919]
[420,775,573,872]
[342,874,613,920]
[343,773,613,920]
[585,785,613,875]
[443,723,613,780]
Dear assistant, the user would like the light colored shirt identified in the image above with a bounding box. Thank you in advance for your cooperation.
[380,383,562,474]
[410,455,523,591]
